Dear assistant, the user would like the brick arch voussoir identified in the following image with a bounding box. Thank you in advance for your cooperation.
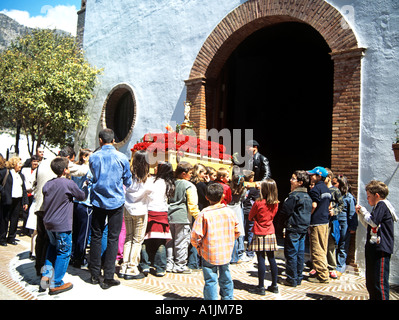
[188,0,359,80]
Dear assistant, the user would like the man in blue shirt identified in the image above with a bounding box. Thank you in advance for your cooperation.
[89,128,132,289]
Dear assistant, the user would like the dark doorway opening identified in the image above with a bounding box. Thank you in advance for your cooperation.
[209,22,334,234]
[104,85,136,144]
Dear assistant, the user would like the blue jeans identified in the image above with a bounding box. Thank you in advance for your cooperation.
[336,219,349,273]
[244,214,255,258]
[188,244,200,269]
[43,231,72,288]
[231,235,244,263]
[201,258,234,300]
[140,239,167,273]
[284,231,306,286]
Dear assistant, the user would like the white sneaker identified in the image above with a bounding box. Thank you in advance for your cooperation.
[240,253,254,262]
[174,267,192,274]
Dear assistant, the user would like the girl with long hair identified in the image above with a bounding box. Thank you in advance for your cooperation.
[140,161,176,276]
[121,150,152,280]
[248,179,279,295]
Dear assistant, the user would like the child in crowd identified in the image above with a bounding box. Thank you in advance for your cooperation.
[188,163,209,270]
[280,170,312,287]
[191,183,240,300]
[228,172,246,264]
[215,167,232,205]
[242,170,258,261]
[191,163,209,210]
[71,148,93,269]
[121,150,152,280]
[166,162,200,273]
[140,161,175,277]
[41,157,87,295]
[335,175,357,276]
[248,179,280,295]
[324,168,344,280]
[306,166,332,284]
[205,166,217,183]
[356,180,397,300]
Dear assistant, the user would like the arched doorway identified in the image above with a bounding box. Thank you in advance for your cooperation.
[210,21,333,206]
[185,0,365,197]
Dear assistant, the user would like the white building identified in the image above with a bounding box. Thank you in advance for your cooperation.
[78,0,399,284]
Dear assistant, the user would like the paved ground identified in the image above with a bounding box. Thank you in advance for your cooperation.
[1,229,399,301]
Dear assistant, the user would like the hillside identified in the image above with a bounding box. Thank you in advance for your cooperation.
[0,13,72,51]
[0,13,31,51]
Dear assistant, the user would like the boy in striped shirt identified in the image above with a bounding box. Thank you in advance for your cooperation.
[191,183,240,300]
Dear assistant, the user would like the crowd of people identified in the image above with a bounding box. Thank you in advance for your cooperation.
[0,129,396,300]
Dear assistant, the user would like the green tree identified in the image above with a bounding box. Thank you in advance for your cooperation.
[0,29,102,155]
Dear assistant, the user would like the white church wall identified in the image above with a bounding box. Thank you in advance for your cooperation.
[328,0,399,284]
[82,0,246,155]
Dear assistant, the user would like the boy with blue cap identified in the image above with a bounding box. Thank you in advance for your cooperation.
[306,166,332,283]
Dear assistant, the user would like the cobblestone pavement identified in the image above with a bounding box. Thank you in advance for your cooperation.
[1,231,399,301]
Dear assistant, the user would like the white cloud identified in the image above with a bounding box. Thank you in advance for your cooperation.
[1,5,78,36]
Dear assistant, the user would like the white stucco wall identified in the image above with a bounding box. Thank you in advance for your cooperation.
[328,0,399,283]
[82,0,399,284]
[83,0,247,155]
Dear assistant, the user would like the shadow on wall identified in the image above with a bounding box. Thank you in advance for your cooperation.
[170,87,186,127]
[385,162,399,188]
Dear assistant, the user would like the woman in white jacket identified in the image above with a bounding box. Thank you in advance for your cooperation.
[140,161,175,277]
[120,150,153,280]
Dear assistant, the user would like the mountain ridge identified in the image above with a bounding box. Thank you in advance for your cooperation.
[0,13,31,51]
[0,13,72,51]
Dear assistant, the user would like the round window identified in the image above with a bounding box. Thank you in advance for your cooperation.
[101,83,136,146]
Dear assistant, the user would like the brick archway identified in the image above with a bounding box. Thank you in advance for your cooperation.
[185,0,365,193]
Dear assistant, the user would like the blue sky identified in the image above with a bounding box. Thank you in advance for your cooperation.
[1,0,82,35]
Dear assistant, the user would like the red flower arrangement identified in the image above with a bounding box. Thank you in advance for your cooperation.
[131,132,231,160]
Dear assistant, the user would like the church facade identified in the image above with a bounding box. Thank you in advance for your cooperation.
[78,0,399,283]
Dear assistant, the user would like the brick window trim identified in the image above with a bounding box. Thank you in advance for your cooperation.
[100,83,137,149]
[185,0,366,195]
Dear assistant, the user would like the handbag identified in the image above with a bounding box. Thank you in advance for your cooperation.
[0,169,10,203]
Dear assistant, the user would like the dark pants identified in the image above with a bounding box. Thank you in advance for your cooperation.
[71,203,93,264]
[35,211,49,276]
[256,251,278,288]
[365,244,391,300]
[0,197,22,243]
[89,205,123,280]
[21,196,34,235]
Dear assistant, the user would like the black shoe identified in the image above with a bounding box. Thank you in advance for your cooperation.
[72,260,82,268]
[249,286,266,295]
[124,273,145,280]
[142,269,149,276]
[100,278,120,289]
[266,285,279,294]
[7,240,17,245]
[90,276,100,285]
[280,278,297,287]
[0,242,7,247]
